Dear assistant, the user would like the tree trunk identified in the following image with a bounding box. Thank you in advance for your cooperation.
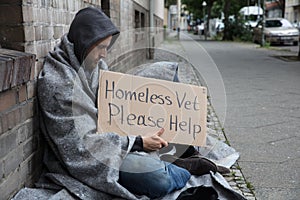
[280,0,285,18]
[206,1,213,37]
[222,0,232,40]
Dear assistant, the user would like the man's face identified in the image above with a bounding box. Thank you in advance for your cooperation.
[84,36,112,71]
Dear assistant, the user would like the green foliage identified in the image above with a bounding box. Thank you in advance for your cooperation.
[222,11,253,42]
[180,0,260,41]
[246,181,255,191]
[182,0,204,20]
[165,0,177,8]
[226,0,248,16]
[211,0,223,19]
[263,41,271,48]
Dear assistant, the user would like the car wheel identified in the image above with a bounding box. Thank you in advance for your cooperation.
[293,41,298,46]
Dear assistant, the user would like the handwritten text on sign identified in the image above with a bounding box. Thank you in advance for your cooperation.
[97,70,207,146]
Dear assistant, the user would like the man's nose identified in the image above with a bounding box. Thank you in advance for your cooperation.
[100,49,107,58]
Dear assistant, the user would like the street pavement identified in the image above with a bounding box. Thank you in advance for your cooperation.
[159,31,299,200]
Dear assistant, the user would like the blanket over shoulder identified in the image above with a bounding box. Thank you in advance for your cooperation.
[37,35,144,199]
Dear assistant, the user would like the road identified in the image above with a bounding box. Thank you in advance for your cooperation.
[179,34,300,200]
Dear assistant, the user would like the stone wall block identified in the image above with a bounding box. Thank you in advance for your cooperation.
[33,60,43,79]
[20,100,34,122]
[0,114,9,135]
[7,108,20,130]
[0,89,17,113]
[17,121,29,145]
[0,49,35,91]
[24,25,35,42]
[12,56,29,87]
[22,5,34,23]
[53,26,63,39]
[26,80,36,99]
[32,7,39,22]
[42,26,53,40]
[3,146,23,178]
[23,137,37,161]
[34,25,42,41]
[0,57,13,91]
[19,158,30,186]
[18,84,27,103]
[0,130,17,159]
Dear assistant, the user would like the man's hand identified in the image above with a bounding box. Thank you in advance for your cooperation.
[142,128,168,152]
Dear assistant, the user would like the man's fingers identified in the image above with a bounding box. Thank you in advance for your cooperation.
[156,128,164,136]
[161,140,168,148]
[156,128,168,148]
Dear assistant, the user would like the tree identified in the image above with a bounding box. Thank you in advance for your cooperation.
[222,0,249,41]
[222,0,232,40]
[206,0,217,37]
[165,0,177,8]
[182,0,204,20]
[181,0,257,41]
[182,0,218,36]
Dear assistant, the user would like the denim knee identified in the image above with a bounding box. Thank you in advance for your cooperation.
[144,165,191,198]
[149,172,173,198]
[119,153,190,198]
[119,168,172,198]
[166,163,191,190]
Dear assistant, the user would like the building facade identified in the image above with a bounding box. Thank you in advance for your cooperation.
[0,0,164,199]
[285,0,300,25]
[266,1,283,18]
[0,0,164,74]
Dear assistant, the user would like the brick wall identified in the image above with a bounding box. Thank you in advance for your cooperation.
[0,1,164,199]
[0,49,38,200]
[108,1,164,72]
[0,0,163,74]
[22,0,103,80]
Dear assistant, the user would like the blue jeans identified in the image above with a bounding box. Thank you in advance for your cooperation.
[119,153,191,199]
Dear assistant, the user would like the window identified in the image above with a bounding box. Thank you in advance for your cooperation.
[101,0,110,17]
[135,10,140,28]
[141,13,145,28]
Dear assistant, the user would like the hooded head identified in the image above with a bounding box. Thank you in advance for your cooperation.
[67,7,120,64]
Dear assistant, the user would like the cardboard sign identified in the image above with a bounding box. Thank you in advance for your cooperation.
[97,70,207,146]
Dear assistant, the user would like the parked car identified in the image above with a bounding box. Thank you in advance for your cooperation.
[253,18,299,46]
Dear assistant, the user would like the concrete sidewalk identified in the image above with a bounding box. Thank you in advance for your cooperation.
[195,39,299,200]
[151,31,256,200]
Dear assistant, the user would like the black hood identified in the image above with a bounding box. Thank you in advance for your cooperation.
[67,7,120,64]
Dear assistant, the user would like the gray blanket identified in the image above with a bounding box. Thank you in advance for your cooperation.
[37,35,141,199]
[12,35,246,200]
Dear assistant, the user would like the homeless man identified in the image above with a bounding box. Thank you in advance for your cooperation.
[37,7,223,199]
[37,7,189,199]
